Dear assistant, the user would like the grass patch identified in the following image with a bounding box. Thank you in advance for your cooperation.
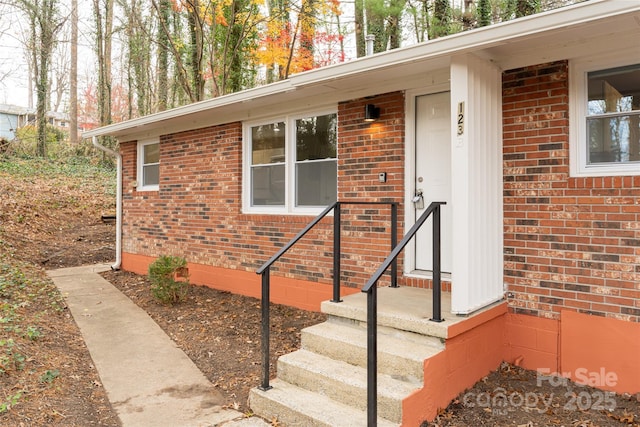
[0,156,116,198]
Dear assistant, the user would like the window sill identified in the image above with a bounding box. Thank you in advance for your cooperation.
[571,164,640,178]
[136,186,159,192]
[242,207,334,217]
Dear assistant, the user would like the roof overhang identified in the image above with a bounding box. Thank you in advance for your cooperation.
[84,0,640,142]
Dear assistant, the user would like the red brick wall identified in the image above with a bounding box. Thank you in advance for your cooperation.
[337,92,406,287]
[120,92,408,290]
[503,61,640,322]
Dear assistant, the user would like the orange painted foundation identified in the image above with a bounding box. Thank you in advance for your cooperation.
[402,306,639,424]
[501,310,639,395]
[504,312,559,373]
[402,303,508,425]
[121,252,639,423]
[121,252,359,312]
[559,310,640,394]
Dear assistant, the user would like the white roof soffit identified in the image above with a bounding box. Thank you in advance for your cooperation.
[83,0,640,141]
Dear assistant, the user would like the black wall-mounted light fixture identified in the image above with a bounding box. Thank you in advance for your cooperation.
[364,104,380,122]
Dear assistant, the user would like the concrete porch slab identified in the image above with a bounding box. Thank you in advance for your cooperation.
[321,286,507,339]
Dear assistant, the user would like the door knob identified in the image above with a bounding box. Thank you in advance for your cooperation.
[413,189,424,209]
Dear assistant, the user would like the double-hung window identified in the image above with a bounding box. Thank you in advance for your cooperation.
[249,122,286,206]
[245,111,337,213]
[570,59,640,176]
[137,139,160,191]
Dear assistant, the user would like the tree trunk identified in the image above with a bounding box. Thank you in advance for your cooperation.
[187,0,205,101]
[386,0,405,50]
[94,0,113,129]
[70,0,78,144]
[152,0,194,103]
[354,0,365,57]
[19,0,62,157]
[298,0,316,68]
[36,46,48,157]
[157,0,170,111]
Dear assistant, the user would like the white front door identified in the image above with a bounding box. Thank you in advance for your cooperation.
[414,92,452,273]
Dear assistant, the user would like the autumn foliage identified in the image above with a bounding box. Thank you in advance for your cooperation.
[255,0,345,78]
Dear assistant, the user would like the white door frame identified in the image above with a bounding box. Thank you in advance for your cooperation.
[403,84,450,277]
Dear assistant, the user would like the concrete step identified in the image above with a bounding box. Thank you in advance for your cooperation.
[302,319,443,384]
[249,379,399,427]
[277,349,419,424]
[321,287,453,339]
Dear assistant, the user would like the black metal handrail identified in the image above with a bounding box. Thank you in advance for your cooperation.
[256,201,398,391]
[361,201,446,426]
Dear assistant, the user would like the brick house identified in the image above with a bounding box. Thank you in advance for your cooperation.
[85,1,640,425]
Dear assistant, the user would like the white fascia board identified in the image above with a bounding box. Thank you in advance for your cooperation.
[290,0,640,88]
[82,79,295,139]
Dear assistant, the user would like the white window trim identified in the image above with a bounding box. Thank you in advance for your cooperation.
[137,138,160,191]
[569,55,640,177]
[243,108,337,215]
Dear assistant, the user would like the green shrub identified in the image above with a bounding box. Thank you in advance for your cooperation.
[39,369,60,384]
[4,126,118,168]
[148,256,189,304]
[12,125,66,157]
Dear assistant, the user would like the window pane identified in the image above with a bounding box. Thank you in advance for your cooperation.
[587,115,640,164]
[143,164,159,186]
[144,143,159,164]
[252,122,285,165]
[296,160,337,206]
[296,114,337,161]
[252,164,285,206]
[588,64,640,115]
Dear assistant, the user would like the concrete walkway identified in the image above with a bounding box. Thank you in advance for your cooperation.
[48,264,270,427]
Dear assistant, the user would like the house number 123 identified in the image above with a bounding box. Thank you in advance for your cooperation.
[457,102,464,136]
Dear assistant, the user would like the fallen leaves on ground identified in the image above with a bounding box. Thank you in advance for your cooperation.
[101,269,326,412]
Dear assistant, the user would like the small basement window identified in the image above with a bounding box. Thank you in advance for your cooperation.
[571,60,640,176]
[137,139,160,191]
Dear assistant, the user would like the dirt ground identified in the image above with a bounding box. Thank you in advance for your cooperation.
[0,162,121,426]
[102,268,640,427]
[424,363,639,427]
[1,158,638,426]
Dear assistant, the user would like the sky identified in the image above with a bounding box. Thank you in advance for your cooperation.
[0,5,30,107]
[0,0,406,112]
[0,0,96,109]
[0,0,366,112]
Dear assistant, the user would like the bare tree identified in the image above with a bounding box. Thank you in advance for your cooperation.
[16,0,65,157]
[93,0,113,130]
[156,0,170,111]
[50,34,68,112]
[117,0,154,117]
[0,2,15,86]
[151,0,199,103]
[69,0,77,144]
[186,0,205,101]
